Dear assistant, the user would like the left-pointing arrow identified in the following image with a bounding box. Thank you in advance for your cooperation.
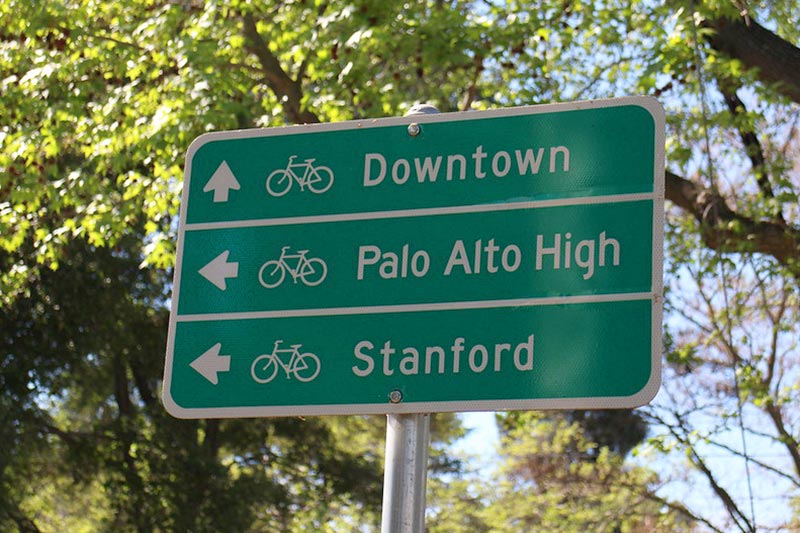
[199,250,239,291]
[203,160,240,203]
[190,342,231,385]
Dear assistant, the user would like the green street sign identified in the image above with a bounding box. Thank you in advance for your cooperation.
[163,97,665,418]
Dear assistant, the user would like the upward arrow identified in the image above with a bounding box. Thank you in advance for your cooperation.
[190,342,231,385]
[203,161,240,203]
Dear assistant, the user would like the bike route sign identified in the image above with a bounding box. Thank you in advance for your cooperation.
[163,97,665,418]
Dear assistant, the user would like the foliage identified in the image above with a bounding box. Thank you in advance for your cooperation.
[427,476,492,533]
[428,412,697,532]
[2,0,800,531]
[483,412,695,532]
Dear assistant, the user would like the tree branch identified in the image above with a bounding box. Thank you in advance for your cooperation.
[113,355,133,418]
[661,411,755,532]
[635,488,727,533]
[204,419,220,459]
[130,359,156,409]
[689,447,754,532]
[241,12,319,124]
[1,501,42,533]
[704,433,800,488]
[718,84,778,204]
[706,16,800,104]
[764,403,800,477]
[665,170,800,274]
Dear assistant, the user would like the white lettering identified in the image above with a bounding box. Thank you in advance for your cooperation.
[444,240,471,275]
[536,234,561,271]
[515,148,545,174]
[392,158,411,184]
[599,231,620,267]
[352,334,535,377]
[446,154,467,181]
[411,250,430,277]
[484,239,499,273]
[514,335,535,370]
[425,346,446,374]
[491,151,512,177]
[358,244,430,280]
[363,144,570,188]
[549,146,570,172]
[574,239,596,280]
[564,233,572,269]
[363,153,386,186]
[445,239,522,276]
[400,348,419,375]
[381,341,395,376]
[468,345,488,372]
[379,252,399,279]
[352,341,375,376]
[471,145,487,178]
[534,232,621,280]
[357,245,381,280]
[451,337,465,373]
[494,343,510,371]
[415,156,442,183]
[502,245,521,271]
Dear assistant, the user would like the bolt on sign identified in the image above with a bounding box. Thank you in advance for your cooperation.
[162,97,666,418]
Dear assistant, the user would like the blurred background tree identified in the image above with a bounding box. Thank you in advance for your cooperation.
[2,0,799,531]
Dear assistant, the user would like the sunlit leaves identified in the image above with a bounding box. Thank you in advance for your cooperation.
[3,0,800,530]
[470,411,693,532]
[1,1,263,298]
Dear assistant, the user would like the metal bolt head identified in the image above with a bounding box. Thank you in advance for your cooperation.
[389,389,403,403]
[407,123,421,137]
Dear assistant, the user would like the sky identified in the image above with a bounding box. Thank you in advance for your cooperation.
[456,411,500,461]
[453,397,797,531]
[452,411,504,493]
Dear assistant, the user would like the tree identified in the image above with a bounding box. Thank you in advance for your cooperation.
[0,2,462,530]
[486,412,697,532]
[427,411,697,532]
[0,233,392,531]
[2,0,800,531]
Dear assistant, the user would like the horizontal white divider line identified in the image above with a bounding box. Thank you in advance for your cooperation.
[176,291,656,323]
[185,192,655,232]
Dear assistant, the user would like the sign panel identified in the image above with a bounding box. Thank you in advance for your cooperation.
[163,97,665,418]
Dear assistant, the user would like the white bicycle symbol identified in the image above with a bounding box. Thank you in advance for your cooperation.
[258,246,328,288]
[266,155,334,197]
[250,340,321,383]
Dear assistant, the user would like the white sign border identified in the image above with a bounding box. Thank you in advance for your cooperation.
[163,96,665,419]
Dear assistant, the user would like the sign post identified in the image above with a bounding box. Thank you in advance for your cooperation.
[381,411,430,532]
[379,105,439,533]
[163,96,665,530]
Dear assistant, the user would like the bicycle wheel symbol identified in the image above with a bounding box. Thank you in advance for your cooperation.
[266,155,334,197]
[258,246,328,289]
[250,340,322,384]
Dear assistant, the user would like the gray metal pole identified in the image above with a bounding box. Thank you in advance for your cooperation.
[380,103,440,533]
[381,413,431,532]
